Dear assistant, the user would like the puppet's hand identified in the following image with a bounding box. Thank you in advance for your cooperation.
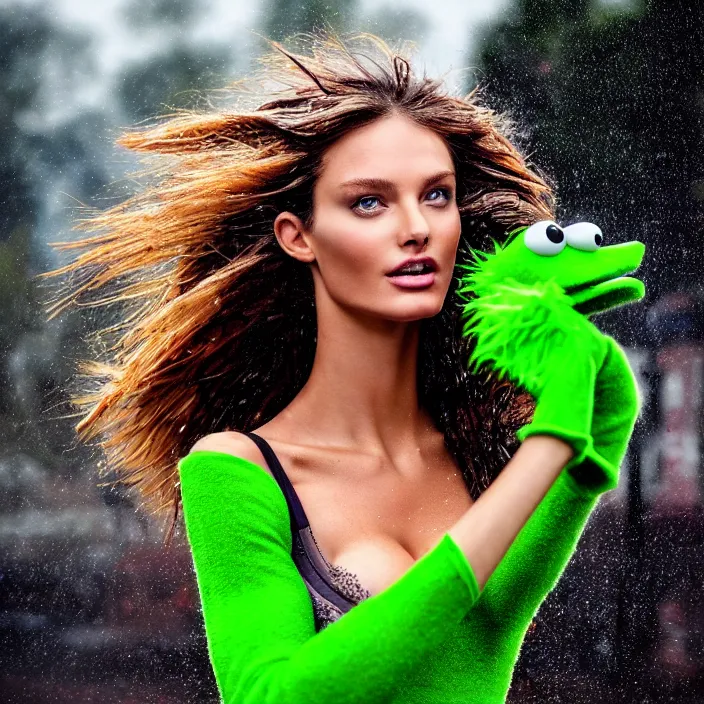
[567,335,642,494]
[462,278,610,471]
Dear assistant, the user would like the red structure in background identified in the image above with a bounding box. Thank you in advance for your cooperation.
[655,343,703,512]
[644,293,704,690]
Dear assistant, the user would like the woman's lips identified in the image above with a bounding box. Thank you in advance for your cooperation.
[385,272,436,289]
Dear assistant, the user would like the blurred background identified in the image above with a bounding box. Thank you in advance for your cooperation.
[1,0,703,701]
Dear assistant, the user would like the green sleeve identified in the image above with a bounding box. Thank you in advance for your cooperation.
[178,450,481,704]
[477,466,602,630]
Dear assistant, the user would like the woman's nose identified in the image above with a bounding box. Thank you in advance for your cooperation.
[400,202,430,247]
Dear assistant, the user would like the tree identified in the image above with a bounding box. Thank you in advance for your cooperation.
[261,0,358,42]
[472,0,704,335]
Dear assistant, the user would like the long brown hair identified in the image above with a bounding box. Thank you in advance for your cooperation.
[39,31,554,545]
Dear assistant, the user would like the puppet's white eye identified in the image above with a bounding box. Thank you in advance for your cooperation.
[563,222,603,251]
[523,220,566,256]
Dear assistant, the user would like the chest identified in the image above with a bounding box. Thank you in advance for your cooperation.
[283,450,474,597]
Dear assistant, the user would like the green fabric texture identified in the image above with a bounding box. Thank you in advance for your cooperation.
[178,449,606,703]
[456,220,646,490]
[461,276,610,473]
[567,334,643,493]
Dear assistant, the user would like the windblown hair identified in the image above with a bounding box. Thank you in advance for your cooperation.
[39,31,555,544]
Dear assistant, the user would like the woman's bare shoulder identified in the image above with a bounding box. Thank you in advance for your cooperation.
[187,431,274,479]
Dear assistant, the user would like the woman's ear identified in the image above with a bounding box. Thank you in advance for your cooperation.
[273,211,316,264]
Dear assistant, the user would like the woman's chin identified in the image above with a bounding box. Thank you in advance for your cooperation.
[383,299,445,322]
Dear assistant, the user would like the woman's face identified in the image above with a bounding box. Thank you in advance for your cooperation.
[276,112,462,324]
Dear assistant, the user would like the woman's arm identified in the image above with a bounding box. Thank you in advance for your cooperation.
[464,449,603,628]
[447,434,574,590]
[179,451,479,704]
[178,435,576,704]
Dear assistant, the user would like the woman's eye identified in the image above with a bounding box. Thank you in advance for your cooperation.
[353,196,381,213]
[427,187,452,203]
[352,188,453,215]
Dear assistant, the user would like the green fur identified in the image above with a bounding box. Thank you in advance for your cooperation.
[459,275,583,394]
[454,221,646,487]
[176,222,648,703]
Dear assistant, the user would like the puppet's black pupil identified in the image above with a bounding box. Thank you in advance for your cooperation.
[595,233,603,246]
[546,224,564,243]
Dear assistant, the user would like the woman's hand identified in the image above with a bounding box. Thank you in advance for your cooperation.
[463,277,611,471]
[512,301,610,471]
[458,220,646,479]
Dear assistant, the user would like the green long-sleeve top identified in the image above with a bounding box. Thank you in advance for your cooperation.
[177,449,605,703]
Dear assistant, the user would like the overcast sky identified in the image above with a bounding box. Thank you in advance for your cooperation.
[20,0,512,79]
[9,0,637,128]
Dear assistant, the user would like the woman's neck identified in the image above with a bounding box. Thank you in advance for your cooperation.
[277,306,434,460]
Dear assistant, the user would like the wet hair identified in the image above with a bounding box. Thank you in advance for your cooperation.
[40,31,555,544]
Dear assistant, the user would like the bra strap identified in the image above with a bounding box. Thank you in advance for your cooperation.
[242,431,311,532]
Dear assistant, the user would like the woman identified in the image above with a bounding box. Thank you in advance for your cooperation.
[41,32,644,703]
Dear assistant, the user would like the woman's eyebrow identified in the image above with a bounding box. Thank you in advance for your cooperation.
[339,170,456,192]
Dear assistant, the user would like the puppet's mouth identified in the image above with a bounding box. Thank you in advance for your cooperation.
[562,240,646,316]
[566,276,645,316]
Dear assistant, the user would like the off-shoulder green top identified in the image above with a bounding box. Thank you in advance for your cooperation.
[178,449,604,703]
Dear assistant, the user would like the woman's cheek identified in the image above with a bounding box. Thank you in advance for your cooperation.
[335,234,381,278]
[316,242,374,297]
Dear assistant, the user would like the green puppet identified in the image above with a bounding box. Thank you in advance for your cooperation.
[456,219,646,493]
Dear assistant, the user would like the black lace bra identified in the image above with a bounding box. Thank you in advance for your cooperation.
[242,432,373,632]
